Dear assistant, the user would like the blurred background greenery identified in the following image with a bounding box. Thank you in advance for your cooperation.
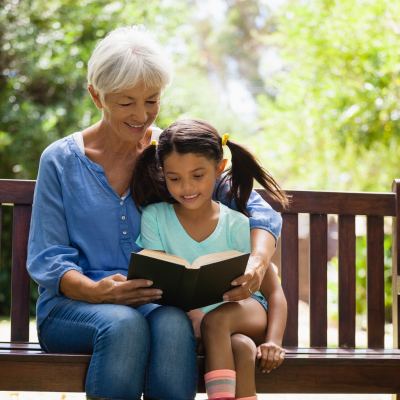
[0,0,399,335]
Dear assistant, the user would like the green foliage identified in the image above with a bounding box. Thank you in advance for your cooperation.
[1,0,398,323]
[192,0,276,97]
[0,0,249,316]
[252,0,400,192]
[0,0,192,180]
[327,233,392,327]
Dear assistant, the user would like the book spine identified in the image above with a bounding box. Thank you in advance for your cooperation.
[176,269,200,312]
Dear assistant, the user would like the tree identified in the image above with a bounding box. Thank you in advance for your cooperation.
[0,0,247,315]
[252,0,400,192]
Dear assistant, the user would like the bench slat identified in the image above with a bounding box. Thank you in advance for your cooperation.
[0,342,41,350]
[0,179,35,205]
[256,189,396,217]
[393,179,400,350]
[253,361,400,394]
[0,205,2,276]
[3,342,400,355]
[338,215,356,348]
[367,216,385,348]
[309,214,328,347]
[11,205,32,342]
[1,352,400,393]
[281,213,298,347]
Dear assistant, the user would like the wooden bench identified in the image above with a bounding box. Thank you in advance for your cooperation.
[1,178,400,396]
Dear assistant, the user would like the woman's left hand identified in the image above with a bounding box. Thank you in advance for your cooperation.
[223,228,276,302]
[256,341,285,373]
[223,255,266,301]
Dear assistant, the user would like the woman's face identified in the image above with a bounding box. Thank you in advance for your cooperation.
[93,82,162,143]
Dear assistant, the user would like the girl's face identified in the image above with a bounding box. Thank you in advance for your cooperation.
[89,81,161,143]
[162,152,227,211]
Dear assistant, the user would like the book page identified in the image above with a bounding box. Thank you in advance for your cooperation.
[191,250,244,270]
[138,249,191,269]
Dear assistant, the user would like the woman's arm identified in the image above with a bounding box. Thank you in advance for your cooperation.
[223,228,275,301]
[260,265,287,345]
[215,182,282,301]
[28,145,161,307]
[257,265,287,373]
[27,147,85,297]
[60,270,161,306]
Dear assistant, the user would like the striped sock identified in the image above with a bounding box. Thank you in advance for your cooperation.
[205,369,236,399]
[237,397,258,400]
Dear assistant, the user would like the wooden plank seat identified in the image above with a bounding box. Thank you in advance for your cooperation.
[1,179,400,396]
[2,344,400,393]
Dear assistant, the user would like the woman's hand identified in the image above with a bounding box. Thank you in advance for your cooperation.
[60,270,162,307]
[186,309,205,355]
[223,255,266,301]
[223,228,276,302]
[92,274,162,307]
[256,341,285,373]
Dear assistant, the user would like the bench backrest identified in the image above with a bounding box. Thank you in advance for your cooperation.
[1,178,400,349]
[257,183,400,349]
[0,179,35,342]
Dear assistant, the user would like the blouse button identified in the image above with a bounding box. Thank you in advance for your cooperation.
[120,201,124,205]
[122,216,126,220]
[123,231,127,235]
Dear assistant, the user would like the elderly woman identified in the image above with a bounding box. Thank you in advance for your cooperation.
[27,26,282,400]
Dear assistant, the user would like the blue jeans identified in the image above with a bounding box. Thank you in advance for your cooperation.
[38,298,198,400]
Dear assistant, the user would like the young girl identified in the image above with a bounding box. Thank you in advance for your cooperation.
[131,119,288,400]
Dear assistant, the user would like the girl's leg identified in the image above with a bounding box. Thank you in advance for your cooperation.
[143,306,198,400]
[201,298,268,399]
[231,334,257,398]
[39,298,151,400]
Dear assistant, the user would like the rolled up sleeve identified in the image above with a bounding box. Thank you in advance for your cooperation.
[27,148,82,297]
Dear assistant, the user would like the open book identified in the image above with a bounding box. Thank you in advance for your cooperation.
[127,249,250,312]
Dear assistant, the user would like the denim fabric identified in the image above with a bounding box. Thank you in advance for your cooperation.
[27,135,282,328]
[38,299,198,400]
[251,294,268,314]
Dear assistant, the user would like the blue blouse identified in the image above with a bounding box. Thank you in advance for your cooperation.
[27,135,282,327]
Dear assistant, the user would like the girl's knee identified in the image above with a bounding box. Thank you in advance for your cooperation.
[200,310,220,337]
[200,308,231,338]
[231,333,257,361]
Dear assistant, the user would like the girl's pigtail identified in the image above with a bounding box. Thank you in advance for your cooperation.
[131,144,171,212]
[218,140,289,217]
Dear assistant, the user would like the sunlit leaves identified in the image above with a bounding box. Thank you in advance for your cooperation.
[0,0,191,179]
[253,0,400,191]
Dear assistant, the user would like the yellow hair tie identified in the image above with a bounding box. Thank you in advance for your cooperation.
[221,133,230,146]
[151,140,158,147]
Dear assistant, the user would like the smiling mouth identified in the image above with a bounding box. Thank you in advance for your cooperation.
[182,194,200,200]
[125,122,145,128]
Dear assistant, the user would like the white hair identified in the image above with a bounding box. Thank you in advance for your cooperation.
[87,25,173,101]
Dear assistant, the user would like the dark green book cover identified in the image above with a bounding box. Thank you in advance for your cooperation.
[127,251,250,312]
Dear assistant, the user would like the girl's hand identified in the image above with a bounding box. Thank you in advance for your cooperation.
[92,274,163,307]
[256,341,285,373]
[187,309,205,355]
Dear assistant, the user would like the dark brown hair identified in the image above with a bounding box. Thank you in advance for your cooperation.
[131,119,288,215]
